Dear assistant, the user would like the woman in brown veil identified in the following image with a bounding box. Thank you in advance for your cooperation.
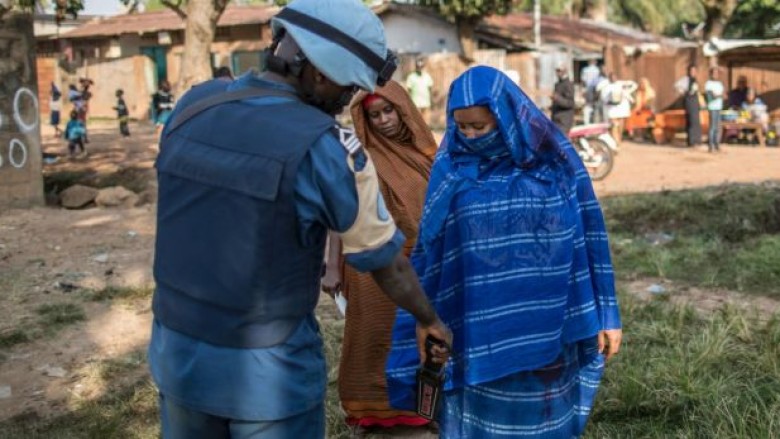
[337,79,437,432]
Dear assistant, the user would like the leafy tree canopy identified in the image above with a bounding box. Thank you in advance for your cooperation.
[10,0,85,22]
[516,0,779,39]
[725,0,780,38]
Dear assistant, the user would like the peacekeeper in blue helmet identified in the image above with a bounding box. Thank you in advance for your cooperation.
[147,0,452,437]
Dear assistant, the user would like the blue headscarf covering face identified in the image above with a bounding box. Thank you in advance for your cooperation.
[451,104,509,161]
[445,65,559,168]
[418,66,575,246]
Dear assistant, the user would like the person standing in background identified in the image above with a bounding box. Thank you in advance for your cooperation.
[405,58,434,125]
[67,84,83,126]
[594,67,609,123]
[64,110,86,158]
[78,78,94,143]
[683,65,702,147]
[49,83,62,138]
[604,72,636,145]
[113,89,131,137]
[152,80,175,134]
[580,59,600,124]
[704,67,724,152]
[551,64,575,134]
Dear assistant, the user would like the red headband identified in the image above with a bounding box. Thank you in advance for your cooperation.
[362,94,383,110]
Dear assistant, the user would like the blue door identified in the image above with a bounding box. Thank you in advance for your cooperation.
[141,46,168,120]
[141,46,168,83]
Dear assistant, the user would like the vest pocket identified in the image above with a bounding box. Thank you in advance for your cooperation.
[156,140,284,201]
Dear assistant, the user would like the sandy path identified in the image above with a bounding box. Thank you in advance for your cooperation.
[593,141,780,196]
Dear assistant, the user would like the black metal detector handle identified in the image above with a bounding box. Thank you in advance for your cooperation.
[417,335,448,420]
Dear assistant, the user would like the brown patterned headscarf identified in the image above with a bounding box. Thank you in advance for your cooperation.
[350,80,437,254]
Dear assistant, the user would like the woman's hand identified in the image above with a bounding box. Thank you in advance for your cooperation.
[598,329,622,361]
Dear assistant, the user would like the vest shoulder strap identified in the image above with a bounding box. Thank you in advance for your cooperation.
[165,85,298,137]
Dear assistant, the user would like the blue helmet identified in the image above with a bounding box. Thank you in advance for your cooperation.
[271,0,396,92]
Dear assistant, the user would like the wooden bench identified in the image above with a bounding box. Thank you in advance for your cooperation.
[719,121,766,147]
[651,109,710,144]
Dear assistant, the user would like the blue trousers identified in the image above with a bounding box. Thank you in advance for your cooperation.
[708,110,721,150]
[159,393,325,439]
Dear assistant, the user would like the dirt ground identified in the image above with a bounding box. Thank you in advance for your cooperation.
[1,121,779,427]
[592,139,780,196]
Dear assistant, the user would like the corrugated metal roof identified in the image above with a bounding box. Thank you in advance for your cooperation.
[704,37,780,56]
[62,4,279,39]
[478,13,670,52]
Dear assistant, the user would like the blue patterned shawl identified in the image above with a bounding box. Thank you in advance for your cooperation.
[386,66,621,410]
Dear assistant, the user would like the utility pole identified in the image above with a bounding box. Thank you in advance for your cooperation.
[534,0,541,51]
[533,0,541,105]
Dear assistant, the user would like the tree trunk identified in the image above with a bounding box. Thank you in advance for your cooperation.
[701,0,738,40]
[0,13,44,208]
[177,0,229,94]
[457,16,480,61]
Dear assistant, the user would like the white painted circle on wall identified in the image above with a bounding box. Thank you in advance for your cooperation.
[13,88,39,133]
[9,139,28,169]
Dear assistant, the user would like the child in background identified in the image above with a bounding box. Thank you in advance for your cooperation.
[68,84,88,143]
[152,80,175,134]
[50,83,62,138]
[113,89,131,137]
[78,78,94,143]
[64,110,86,157]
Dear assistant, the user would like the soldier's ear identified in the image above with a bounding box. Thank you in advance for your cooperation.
[312,68,328,84]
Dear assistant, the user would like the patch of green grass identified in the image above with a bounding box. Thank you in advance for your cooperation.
[96,351,146,382]
[36,303,86,331]
[603,183,780,242]
[0,304,85,350]
[612,234,780,295]
[89,286,153,303]
[606,184,780,296]
[584,293,780,438]
[320,318,355,438]
[0,329,31,349]
[0,270,84,350]
[0,379,159,439]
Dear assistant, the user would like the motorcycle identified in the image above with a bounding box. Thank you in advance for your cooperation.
[568,123,617,181]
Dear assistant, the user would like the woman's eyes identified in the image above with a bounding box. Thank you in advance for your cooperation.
[458,123,486,131]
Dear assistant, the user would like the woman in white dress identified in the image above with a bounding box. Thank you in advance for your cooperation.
[602,72,637,144]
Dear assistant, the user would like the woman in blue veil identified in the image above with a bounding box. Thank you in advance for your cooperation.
[386,66,623,438]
